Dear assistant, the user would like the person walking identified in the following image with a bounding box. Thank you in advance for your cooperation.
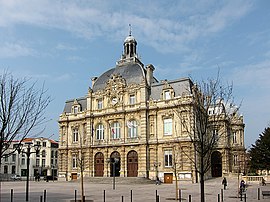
[222,177,227,190]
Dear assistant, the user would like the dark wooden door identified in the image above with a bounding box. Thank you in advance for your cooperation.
[164,173,173,183]
[95,152,104,177]
[211,151,222,177]
[127,150,138,177]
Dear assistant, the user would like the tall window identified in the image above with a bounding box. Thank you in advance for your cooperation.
[42,150,46,157]
[96,124,104,140]
[73,106,79,113]
[4,156,8,162]
[42,159,46,167]
[213,129,219,141]
[233,132,237,144]
[164,118,172,136]
[164,91,171,100]
[233,155,238,166]
[72,156,77,168]
[111,122,120,139]
[97,99,103,109]
[127,120,138,138]
[129,94,135,105]
[73,128,79,142]
[36,159,40,167]
[43,142,46,147]
[164,150,173,167]
[21,158,25,165]
[12,154,16,162]
[51,151,54,158]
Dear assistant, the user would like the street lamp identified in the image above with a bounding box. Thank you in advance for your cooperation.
[107,157,119,190]
[18,142,41,201]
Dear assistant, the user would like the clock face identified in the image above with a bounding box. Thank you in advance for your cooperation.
[111,97,118,105]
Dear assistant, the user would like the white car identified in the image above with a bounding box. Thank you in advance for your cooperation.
[11,174,21,180]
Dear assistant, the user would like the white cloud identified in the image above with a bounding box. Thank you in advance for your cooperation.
[0,0,254,54]
[0,42,34,58]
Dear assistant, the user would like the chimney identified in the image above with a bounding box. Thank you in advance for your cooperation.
[146,64,155,86]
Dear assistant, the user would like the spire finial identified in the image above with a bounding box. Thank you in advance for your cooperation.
[129,24,132,36]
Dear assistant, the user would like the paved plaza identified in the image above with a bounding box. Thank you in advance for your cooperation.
[0,177,269,202]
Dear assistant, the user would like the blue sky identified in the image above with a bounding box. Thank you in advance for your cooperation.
[0,0,269,147]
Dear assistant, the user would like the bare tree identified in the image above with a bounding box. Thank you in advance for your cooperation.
[175,74,236,202]
[0,71,51,163]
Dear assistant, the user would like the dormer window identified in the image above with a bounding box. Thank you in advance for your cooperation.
[164,91,171,100]
[97,99,103,110]
[129,94,135,105]
[72,99,81,114]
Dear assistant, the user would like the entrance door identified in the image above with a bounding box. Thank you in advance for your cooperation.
[71,173,77,180]
[127,150,138,177]
[95,152,104,177]
[110,151,121,177]
[164,173,173,183]
[211,151,222,177]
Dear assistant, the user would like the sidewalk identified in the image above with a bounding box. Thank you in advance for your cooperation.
[1,176,269,201]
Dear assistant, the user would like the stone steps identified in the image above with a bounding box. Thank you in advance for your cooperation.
[80,177,154,184]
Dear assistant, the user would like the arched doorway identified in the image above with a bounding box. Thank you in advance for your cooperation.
[94,152,104,177]
[127,150,138,177]
[110,151,121,177]
[211,151,222,177]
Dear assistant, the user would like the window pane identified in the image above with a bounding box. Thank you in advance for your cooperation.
[127,120,137,138]
[96,124,104,140]
[129,95,135,104]
[164,118,172,135]
[112,122,120,139]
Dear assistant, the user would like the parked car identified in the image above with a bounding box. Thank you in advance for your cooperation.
[11,174,21,181]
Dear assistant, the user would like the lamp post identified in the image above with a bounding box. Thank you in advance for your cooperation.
[107,157,119,190]
[18,142,41,201]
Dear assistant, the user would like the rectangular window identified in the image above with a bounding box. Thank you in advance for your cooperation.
[55,159,58,165]
[51,151,54,158]
[12,154,16,162]
[127,120,137,138]
[36,159,40,167]
[164,91,171,100]
[233,155,238,166]
[97,99,103,109]
[4,156,8,162]
[74,106,78,113]
[233,132,237,144]
[73,128,79,142]
[43,142,46,147]
[111,122,120,139]
[213,129,219,141]
[164,150,173,167]
[42,159,46,167]
[96,124,104,140]
[21,158,25,165]
[164,118,173,136]
[72,156,77,168]
[129,94,135,105]
[51,159,54,165]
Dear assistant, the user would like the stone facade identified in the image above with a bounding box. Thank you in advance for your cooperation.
[58,33,245,182]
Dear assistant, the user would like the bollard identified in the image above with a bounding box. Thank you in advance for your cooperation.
[156,195,160,202]
[244,194,246,202]
[11,189,13,202]
[221,189,223,202]
[156,190,158,199]
[188,195,192,202]
[122,195,124,202]
[218,193,220,202]
[103,190,105,202]
[75,190,77,202]
[83,196,86,202]
[179,189,181,202]
[44,190,46,202]
[258,188,260,200]
[131,190,133,202]
[40,196,43,202]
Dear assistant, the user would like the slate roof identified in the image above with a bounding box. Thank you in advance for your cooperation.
[92,63,147,92]
[63,97,87,113]
[150,78,193,100]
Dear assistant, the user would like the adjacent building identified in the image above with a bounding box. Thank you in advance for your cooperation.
[0,137,58,180]
[58,33,245,182]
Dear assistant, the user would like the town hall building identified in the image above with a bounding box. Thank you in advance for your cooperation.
[58,32,246,183]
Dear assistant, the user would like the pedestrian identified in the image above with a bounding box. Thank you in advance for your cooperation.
[222,177,227,190]
[156,176,161,185]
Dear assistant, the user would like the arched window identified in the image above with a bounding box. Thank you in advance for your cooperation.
[96,123,104,140]
[127,120,138,138]
[111,122,120,139]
